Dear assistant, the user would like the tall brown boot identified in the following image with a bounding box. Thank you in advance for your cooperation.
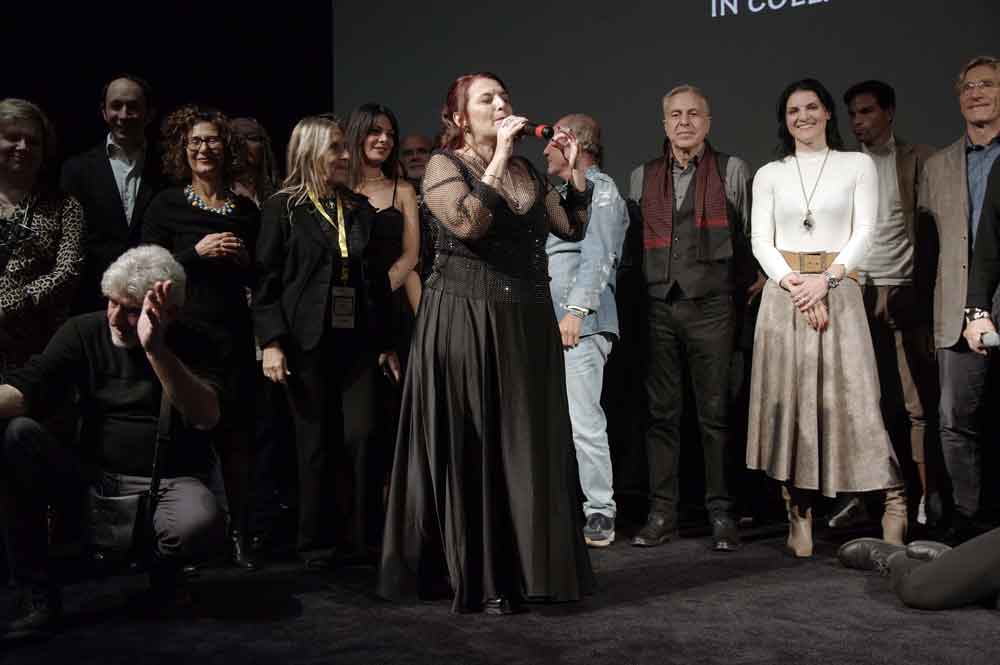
[782,485,813,558]
[882,487,907,545]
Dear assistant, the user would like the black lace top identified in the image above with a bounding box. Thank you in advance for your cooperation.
[422,150,592,303]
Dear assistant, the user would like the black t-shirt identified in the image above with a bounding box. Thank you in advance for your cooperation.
[7,312,224,477]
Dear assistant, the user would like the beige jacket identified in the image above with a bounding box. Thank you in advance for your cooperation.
[917,137,970,349]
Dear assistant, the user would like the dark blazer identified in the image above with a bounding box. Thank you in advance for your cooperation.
[60,141,162,314]
[253,190,391,353]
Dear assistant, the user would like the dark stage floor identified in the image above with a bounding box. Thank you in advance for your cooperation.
[3,523,997,665]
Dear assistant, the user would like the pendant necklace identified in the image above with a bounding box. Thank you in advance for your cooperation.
[793,148,830,231]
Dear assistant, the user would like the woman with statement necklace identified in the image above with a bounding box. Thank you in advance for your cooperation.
[746,79,906,558]
[378,72,595,615]
[142,105,260,570]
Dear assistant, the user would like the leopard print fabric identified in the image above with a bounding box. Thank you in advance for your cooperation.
[0,190,85,369]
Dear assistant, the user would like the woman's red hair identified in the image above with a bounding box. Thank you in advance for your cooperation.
[439,72,508,151]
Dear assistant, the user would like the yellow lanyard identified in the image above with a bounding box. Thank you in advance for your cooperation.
[309,191,350,283]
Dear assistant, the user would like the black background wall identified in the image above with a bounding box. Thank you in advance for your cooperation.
[336,0,1000,185]
[9,1,334,173]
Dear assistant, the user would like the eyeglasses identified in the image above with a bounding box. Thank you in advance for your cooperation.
[187,136,224,149]
[961,79,999,95]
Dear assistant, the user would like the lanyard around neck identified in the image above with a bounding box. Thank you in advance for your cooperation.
[308,190,350,282]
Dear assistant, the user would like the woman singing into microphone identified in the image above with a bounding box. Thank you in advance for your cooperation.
[378,72,595,615]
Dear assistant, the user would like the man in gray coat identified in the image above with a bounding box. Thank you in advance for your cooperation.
[544,114,628,547]
[918,55,1000,541]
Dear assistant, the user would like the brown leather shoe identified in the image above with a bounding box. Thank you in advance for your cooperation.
[631,512,677,547]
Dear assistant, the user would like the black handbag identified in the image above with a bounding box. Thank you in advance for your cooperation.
[84,392,172,561]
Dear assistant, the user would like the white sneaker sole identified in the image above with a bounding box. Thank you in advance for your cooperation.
[585,531,615,547]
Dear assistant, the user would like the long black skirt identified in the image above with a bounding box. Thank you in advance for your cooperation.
[377,285,595,612]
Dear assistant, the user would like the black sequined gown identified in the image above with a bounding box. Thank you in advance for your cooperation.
[378,150,595,612]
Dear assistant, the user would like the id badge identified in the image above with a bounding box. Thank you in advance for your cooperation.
[330,286,356,329]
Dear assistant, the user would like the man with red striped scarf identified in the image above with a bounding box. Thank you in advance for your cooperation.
[627,85,754,551]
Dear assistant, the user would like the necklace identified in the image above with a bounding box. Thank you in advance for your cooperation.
[460,147,521,212]
[793,149,831,231]
[185,184,235,216]
[363,172,386,182]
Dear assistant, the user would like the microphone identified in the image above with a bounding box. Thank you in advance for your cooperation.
[520,122,554,140]
[981,331,1000,348]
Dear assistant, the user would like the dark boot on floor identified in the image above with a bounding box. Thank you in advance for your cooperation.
[484,595,521,616]
[710,515,740,552]
[230,529,257,570]
[631,512,676,547]
[906,540,952,562]
[837,537,905,575]
[2,584,61,641]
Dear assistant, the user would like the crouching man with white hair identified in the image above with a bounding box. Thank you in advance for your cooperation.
[0,245,226,640]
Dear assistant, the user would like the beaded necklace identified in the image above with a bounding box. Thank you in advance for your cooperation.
[185,184,236,216]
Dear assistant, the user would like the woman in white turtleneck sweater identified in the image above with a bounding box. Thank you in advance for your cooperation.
[746,79,906,558]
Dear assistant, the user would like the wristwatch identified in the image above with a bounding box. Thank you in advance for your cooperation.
[822,270,840,290]
[566,305,589,319]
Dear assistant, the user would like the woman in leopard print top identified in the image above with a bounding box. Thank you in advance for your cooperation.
[0,99,84,375]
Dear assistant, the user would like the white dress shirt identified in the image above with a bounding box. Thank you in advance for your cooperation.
[105,133,145,224]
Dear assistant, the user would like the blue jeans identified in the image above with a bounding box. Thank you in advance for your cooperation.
[564,333,615,518]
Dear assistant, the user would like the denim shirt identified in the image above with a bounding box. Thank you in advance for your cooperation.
[545,165,629,339]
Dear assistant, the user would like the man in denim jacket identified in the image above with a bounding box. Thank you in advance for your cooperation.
[544,114,628,547]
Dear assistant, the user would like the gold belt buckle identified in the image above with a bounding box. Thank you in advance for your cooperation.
[801,252,824,273]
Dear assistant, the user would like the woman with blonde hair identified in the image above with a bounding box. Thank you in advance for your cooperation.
[253,114,398,566]
[0,98,84,376]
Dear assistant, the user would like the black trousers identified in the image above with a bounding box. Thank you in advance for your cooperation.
[283,333,375,554]
[1,417,224,587]
[644,293,736,521]
[937,342,990,518]
[891,526,1000,610]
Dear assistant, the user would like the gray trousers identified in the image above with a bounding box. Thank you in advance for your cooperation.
[1,416,225,588]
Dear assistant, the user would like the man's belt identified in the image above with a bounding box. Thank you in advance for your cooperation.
[779,250,858,282]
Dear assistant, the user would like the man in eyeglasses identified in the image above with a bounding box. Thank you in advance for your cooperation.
[61,74,163,316]
[917,55,1000,543]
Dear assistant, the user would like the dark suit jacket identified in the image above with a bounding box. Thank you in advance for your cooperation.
[253,191,391,353]
[60,141,162,314]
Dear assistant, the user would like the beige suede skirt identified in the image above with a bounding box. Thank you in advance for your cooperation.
[746,279,902,497]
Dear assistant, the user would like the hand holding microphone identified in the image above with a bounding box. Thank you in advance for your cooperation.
[964,315,997,355]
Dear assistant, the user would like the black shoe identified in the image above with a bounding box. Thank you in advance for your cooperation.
[2,585,61,641]
[837,537,905,576]
[906,540,952,562]
[230,529,257,571]
[484,595,520,616]
[711,515,740,552]
[631,512,677,547]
